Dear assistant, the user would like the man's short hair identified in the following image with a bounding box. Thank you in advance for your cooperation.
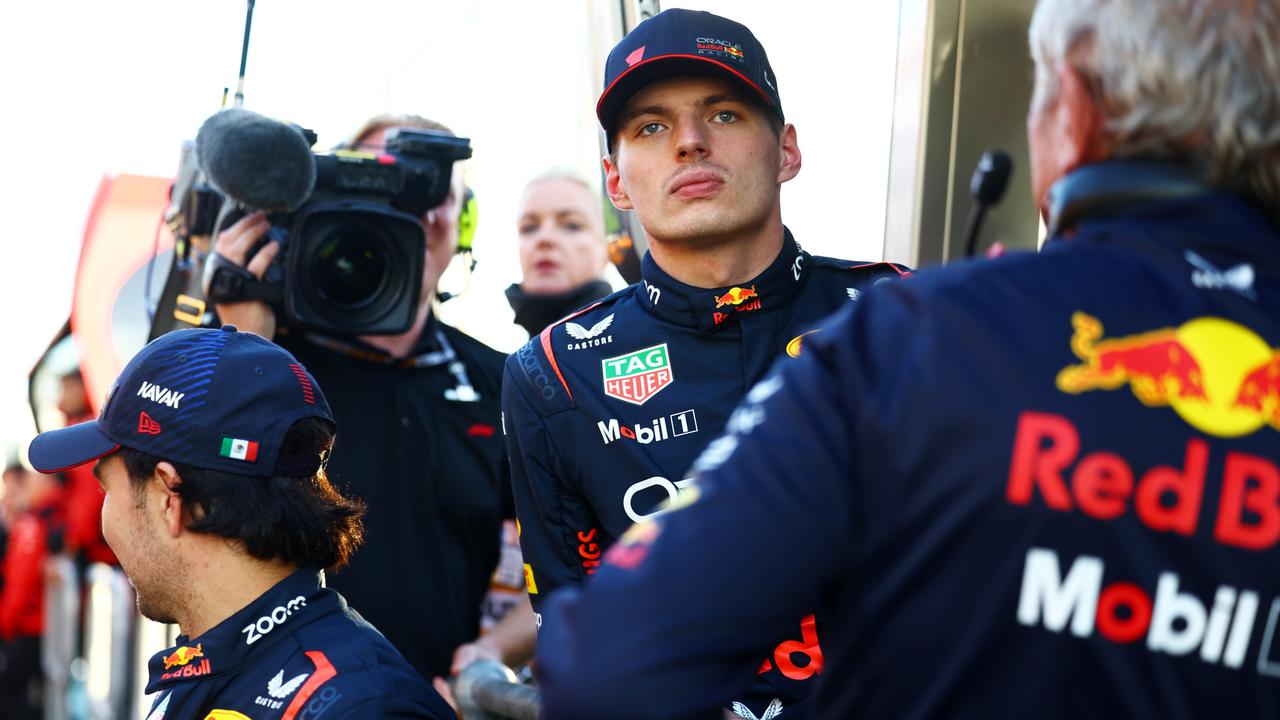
[344,114,456,150]
[118,416,364,571]
[1030,0,1280,220]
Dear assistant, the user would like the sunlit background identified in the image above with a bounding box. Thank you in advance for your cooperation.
[0,0,900,454]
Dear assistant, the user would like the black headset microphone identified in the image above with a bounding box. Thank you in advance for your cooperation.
[963,150,1014,259]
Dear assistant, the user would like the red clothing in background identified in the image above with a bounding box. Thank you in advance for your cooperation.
[0,503,54,640]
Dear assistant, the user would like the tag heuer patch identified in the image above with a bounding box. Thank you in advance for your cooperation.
[219,437,259,462]
[602,344,673,405]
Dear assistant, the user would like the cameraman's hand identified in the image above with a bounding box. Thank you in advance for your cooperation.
[212,211,281,340]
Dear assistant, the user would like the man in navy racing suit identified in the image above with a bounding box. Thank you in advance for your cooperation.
[28,326,451,719]
[531,0,1280,717]
[502,9,906,719]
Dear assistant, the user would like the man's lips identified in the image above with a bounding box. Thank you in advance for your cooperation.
[669,170,725,199]
[534,260,559,273]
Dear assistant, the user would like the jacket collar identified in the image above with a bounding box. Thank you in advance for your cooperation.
[145,569,339,694]
[636,228,809,332]
[506,280,614,336]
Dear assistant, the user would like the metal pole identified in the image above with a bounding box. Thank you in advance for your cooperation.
[454,660,540,720]
[42,556,79,720]
[233,0,256,107]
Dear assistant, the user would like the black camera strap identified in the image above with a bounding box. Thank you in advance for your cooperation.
[300,329,481,402]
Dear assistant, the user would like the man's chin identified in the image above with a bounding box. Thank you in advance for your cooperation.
[137,597,178,627]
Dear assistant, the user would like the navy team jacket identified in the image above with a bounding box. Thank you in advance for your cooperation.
[502,229,907,718]
[534,179,1280,718]
[142,569,452,719]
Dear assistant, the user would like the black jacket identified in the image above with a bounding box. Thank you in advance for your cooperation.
[280,315,508,680]
[506,280,614,336]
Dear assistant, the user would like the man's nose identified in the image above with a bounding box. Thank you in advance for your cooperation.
[674,118,711,160]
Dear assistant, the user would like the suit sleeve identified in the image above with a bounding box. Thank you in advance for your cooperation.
[534,304,874,719]
[501,361,597,619]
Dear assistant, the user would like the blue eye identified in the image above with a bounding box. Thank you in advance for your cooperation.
[640,122,664,135]
[713,110,738,124]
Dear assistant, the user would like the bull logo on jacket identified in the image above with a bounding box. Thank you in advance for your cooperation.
[1057,312,1280,437]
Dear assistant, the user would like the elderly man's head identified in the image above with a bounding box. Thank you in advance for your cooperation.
[1027,0,1280,220]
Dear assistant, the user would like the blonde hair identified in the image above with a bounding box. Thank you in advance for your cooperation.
[1030,0,1280,219]
[520,168,604,226]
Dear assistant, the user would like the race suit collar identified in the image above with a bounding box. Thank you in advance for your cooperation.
[145,568,339,694]
[637,228,809,332]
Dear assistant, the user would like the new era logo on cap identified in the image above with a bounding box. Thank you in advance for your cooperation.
[138,412,162,435]
[220,437,259,462]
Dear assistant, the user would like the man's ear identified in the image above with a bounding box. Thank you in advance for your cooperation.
[777,124,801,184]
[603,154,634,211]
[1055,63,1108,175]
[152,462,186,539]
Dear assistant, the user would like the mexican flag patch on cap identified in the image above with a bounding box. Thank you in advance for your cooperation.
[220,437,259,462]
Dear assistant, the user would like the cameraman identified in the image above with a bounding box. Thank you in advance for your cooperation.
[212,113,510,684]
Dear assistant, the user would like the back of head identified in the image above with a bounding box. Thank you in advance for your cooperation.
[117,416,364,571]
[344,113,455,149]
[1030,0,1280,221]
[28,327,364,570]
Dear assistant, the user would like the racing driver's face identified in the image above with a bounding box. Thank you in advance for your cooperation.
[604,75,800,250]
[95,454,183,625]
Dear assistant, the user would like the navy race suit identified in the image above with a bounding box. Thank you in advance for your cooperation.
[502,229,907,719]
[533,171,1280,718]
[142,569,452,719]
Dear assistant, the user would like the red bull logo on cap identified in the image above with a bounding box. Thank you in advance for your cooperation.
[1057,312,1280,437]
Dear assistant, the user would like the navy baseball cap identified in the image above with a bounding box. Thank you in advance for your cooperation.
[29,326,333,477]
[597,9,784,147]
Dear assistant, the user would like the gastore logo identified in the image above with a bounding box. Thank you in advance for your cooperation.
[565,314,615,350]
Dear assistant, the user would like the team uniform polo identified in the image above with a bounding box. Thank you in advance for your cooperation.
[502,230,906,718]
[142,569,451,719]
[534,176,1280,718]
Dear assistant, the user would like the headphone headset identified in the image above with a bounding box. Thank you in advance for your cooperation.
[456,185,478,254]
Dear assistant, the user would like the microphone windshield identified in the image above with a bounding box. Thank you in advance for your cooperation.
[195,109,316,212]
[970,150,1014,207]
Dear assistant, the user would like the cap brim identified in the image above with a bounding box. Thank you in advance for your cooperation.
[597,55,777,137]
[29,420,121,474]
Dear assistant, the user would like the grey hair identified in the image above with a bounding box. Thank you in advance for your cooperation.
[1030,0,1280,220]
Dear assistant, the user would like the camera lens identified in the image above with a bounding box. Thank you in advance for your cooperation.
[287,202,423,335]
[310,225,390,310]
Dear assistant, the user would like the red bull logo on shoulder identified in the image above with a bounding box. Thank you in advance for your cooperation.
[1057,312,1280,437]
